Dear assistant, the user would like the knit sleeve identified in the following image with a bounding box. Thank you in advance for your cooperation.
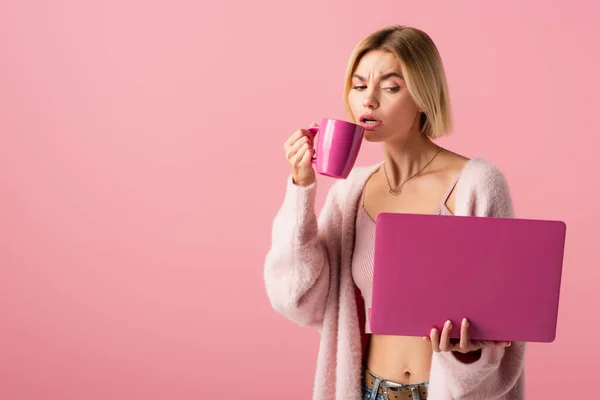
[263,175,343,330]
[431,159,526,399]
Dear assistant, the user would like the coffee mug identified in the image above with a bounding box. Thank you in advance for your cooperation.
[307,118,365,179]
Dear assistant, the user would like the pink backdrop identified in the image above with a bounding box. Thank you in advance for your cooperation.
[1,0,598,398]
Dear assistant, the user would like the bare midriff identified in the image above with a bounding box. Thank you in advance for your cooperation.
[366,335,432,383]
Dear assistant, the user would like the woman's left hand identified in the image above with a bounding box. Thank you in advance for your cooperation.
[423,318,511,354]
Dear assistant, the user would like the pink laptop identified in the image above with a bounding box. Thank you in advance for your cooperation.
[369,213,566,343]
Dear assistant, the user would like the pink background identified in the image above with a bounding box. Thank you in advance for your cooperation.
[0,0,598,398]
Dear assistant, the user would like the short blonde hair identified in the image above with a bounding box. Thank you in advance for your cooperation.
[343,25,453,138]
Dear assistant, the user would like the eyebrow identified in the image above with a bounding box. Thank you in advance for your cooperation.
[352,72,404,81]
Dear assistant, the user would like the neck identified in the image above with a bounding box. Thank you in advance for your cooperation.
[381,131,441,187]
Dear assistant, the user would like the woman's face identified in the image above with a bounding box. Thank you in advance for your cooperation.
[348,50,422,143]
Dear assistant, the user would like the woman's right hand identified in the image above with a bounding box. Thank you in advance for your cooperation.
[284,122,318,187]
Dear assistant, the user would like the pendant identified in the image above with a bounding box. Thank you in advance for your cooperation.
[389,188,401,196]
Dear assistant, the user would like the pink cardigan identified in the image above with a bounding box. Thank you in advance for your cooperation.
[264,158,526,399]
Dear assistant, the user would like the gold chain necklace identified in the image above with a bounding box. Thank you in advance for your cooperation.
[383,147,443,196]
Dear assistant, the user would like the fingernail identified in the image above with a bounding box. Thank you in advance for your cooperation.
[462,318,469,327]
[445,320,452,328]
[506,342,512,347]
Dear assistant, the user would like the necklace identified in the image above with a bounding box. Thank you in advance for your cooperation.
[383,146,443,196]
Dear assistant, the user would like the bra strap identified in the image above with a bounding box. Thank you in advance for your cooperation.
[441,171,462,204]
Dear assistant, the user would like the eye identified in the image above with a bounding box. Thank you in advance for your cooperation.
[351,85,367,91]
[384,86,401,93]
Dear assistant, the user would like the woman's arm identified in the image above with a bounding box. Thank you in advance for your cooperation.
[432,159,526,399]
[263,175,343,329]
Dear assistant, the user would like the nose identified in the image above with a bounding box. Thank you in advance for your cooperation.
[362,89,378,109]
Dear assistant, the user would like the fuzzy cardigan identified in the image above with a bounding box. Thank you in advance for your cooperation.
[264,158,526,400]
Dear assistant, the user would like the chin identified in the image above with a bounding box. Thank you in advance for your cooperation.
[363,130,388,143]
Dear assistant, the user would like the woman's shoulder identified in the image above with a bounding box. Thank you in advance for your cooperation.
[348,162,383,184]
[455,157,514,217]
[460,157,510,189]
[324,162,382,206]
[330,162,382,192]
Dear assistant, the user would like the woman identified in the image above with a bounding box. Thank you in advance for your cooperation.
[264,25,526,400]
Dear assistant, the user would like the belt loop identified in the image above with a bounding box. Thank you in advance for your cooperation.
[368,377,381,400]
[411,386,420,400]
[380,381,389,400]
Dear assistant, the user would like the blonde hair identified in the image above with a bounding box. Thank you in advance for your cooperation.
[343,25,453,138]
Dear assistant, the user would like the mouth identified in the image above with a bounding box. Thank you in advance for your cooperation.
[359,115,382,130]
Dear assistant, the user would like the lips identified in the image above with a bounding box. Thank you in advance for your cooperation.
[359,114,382,130]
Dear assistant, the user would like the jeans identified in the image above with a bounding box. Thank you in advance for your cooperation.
[362,368,429,400]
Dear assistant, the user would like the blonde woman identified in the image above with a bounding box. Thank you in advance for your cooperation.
[264,25,525,400]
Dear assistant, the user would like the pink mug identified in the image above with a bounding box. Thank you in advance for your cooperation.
[307,118,365,179]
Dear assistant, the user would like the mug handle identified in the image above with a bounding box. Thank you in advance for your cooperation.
[308,126,319,163]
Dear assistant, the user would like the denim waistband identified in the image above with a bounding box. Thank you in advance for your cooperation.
[362,368,429,400]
